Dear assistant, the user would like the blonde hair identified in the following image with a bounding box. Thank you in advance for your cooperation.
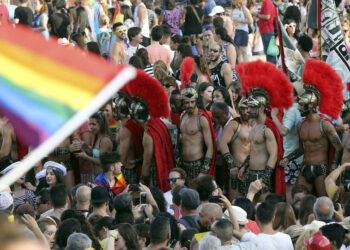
[99,15,109,27]
[343,19,350,31]
[235,0,245,8]
[153,60,168,82]
[295,229,317,250]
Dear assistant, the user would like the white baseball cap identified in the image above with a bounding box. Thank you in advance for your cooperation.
[209,6,225,16]
[224,205,248,225]
[0,192,13,210]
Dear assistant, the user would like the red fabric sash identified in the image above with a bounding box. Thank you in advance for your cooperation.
[125,119,144,157]
[170,111,181,129]
[265,117,285,196]
[198,109,217,177]
[147,118,175,192]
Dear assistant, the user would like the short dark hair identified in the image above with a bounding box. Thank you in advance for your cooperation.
[94,216,114,237]
[100,152,120,173]
[211,102,229,113]
[50,184,68,209]
[53,0,66,10]
[291,184,309,200]
[128,26,142,41]
[113,22,124,32]
[321,223,346,249]
[213,16,224,30]
[170,168,187,180]
[161,24,171,38]
[180,228,198,249]
[234,197,255,220]
[196,175,215,202]
[172,185,185,206]
[129,56,145,69]
[256,201,276,224]
[265,193,286,205]
[211,219,234,242]
[151,26,163,41]
[135,224,150,246]
[149,216,170,244]
[55,218,82,248]
[37,188,50,205]
[177,43,194,58]
[298,35,313,52]
[170,34,182,44]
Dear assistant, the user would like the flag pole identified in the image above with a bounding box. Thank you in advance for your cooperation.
[317,0,321,60]
[0,66,136,191]
[275,8,286,74]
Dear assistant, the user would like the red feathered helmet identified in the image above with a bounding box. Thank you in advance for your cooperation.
[127,70,169,123]
[236,60,293,111]
[113,86,133,120]
[301,59,344,120]
[180,57,194,90]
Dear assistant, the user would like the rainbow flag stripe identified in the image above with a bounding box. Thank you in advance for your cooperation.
[0,24,123,146]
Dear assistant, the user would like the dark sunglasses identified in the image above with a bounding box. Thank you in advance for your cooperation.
[162,84,175,88]
[345,5,350,8]
[168,177,181,183]
[209,48,219,53]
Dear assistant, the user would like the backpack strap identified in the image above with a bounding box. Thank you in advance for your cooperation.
[181,215,198,229]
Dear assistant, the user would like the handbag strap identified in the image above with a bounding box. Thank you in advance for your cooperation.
[190,5,201,24]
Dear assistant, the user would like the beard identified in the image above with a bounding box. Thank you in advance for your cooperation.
[210,55,220,63]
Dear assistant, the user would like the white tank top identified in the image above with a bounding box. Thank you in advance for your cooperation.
[134,2,150,38]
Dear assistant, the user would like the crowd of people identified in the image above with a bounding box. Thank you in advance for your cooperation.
[1,0,350,249]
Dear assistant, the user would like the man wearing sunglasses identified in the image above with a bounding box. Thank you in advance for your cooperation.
[208,42,233,87]
[164,168,186,215]
[110,23,128,65]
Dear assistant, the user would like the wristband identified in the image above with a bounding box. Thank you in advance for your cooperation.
[262,166,273,185]
[223,153,237,170]
[109,231,117,239]
[200,157,211,174]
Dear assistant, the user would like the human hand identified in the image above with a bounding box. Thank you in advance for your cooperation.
[219,194,231,208]
[271,108,279,117]
[334,203,344,222]
[75,151,88,159]
[230,168,238,178]
[238,167,245,181]
[139,182,151,194]
[279,158,289,168]
[247,179,263,195]
[21,214,39,232]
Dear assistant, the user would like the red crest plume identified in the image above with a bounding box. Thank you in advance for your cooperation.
[302,59,343,120]
[128,69,169,118]
[347,82,350,93]
[180,57,194,90]
[236,60,293,110]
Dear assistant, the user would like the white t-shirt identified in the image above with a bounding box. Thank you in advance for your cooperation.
[162,44,175,61]
[232,8,249,32]
[164,190,174,215]
[127,43,144,61]
[134,2,150,38]
[241,232,293,250]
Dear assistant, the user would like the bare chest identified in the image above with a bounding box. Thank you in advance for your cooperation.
[249,124,266,145]
[299,121,324,142]
[181,116,201,136]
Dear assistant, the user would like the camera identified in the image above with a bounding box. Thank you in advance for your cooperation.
[129,184,140,192]
[208,196,221,203]
[140,192,147,205]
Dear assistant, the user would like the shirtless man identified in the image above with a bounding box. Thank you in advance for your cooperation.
[110,23,127,65]
[240,95,278,198]
[341,99,350,164]
[179,88,214,187]
[114,92,144,185]
[0,116,18,171]
[281,86,343,197]
[218,99,251,200]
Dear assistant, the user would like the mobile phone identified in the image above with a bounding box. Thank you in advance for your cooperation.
[140,192,147,205]
[208,196,221,203]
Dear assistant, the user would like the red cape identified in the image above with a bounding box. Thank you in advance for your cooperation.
[198,109,217,177]
[125,119,145,178]
[265,117,285,196]
[147,118,175,192]
[170,111,181,129]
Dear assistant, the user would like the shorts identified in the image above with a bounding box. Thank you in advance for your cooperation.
[285,160,301,185]
[245,169,272,194]
[301,164,328,184]
[234,29,249,47]
[178,158,203,179]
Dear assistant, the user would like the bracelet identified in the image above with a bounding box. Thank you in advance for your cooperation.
[109,231,117,239]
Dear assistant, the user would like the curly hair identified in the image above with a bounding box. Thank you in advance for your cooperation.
[153,60,168,82]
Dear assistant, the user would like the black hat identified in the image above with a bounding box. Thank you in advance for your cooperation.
[91,186,109,203]
[113,193,132,212]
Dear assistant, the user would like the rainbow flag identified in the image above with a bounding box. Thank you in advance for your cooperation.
[0,24,137,190]
[0,24,135,147]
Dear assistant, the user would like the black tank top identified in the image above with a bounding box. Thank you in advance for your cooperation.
[210,61,226,87]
